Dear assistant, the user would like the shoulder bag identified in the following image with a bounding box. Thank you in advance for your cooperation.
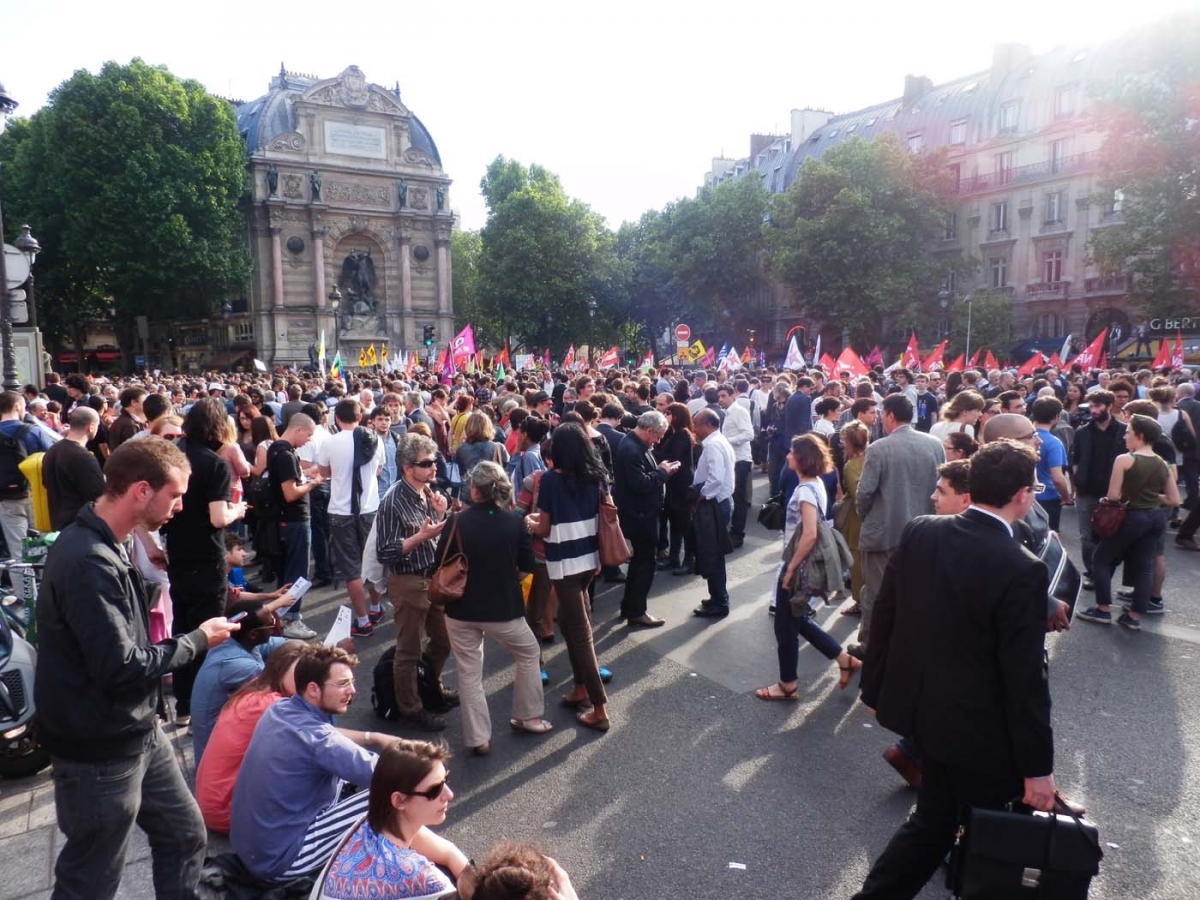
[597,488,632,567]
[758,492,786,531]
[1090,497,1126,540]
[428,514,468,605]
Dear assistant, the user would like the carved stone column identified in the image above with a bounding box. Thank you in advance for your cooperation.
[270,226,285,309]
[399,234,413,315]
[312,226,328,309]
[435,237,450,316]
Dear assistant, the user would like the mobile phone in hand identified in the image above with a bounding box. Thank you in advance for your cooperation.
[228,611,249,623]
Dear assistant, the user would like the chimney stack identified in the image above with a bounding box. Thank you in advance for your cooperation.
[903,74,934,108]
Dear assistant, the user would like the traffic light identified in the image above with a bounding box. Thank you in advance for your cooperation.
[423,324,435,348]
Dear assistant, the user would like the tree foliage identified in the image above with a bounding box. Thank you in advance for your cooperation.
[947,289,1013,361]
[1088,14,1200,319]
[766,134,970,348]
[0,59,250,360]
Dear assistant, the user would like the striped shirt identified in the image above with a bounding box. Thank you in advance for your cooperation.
[375,479,442,575]
[536,470,600,580]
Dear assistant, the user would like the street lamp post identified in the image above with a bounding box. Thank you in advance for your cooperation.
[587,298,597,368]
[14,225,39,330]
[940,287,974,365]
[0,81,22,391]
[545,313,553,365]
[329,286,342,371]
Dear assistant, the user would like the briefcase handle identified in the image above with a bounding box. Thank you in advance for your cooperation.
[1004,793,1103,861]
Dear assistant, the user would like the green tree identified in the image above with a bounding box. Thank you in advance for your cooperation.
[450,229,495,343]
[947,290,1013,363]
[1088,13,1200,320]
[766,134,971,350]
[0,59,250,367]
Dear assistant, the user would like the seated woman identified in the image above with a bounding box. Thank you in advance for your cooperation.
[317,739,468,900]
[458,842,580,900]
[195,640,311,833]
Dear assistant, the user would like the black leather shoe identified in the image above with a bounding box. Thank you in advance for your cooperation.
[657,559,679,571]
[312,576,333,588]
[693,604,729,619]
[729,536,745,548]
[672,559,695,576]
[626,614,666,628]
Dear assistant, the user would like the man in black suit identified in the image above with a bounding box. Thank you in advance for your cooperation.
[613,410,678,627]
[853,439,1057,900]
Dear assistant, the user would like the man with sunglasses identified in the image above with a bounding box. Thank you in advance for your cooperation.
[230,646,392,883]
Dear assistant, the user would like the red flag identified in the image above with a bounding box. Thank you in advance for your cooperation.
[1015,352,1043,378]
[1149,338,1170,370]
[1172,330,1185,368]
[836,347,869,377]
[921,340,947,371]
[495,343,510,368]
[598,346,619,369]
[434,347,446,373]
[561,344,575,370]
[1099,352,1108,369]
[902,333,921,369]
[983,350,998,371]
[819,352,837,371]
[542,348,551,368]
[866,345,883,367]
[968,348,981,368]
[1046,352,1063,368]
[1071,331,1107,369]
[742,345,753,364]
[945,353,965,373]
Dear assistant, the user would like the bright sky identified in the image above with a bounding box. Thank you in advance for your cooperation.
[2,0,1197,231]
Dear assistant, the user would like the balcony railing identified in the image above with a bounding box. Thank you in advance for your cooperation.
[1026,281,1071,300]
[958,151,1100,195]
[1084,275,1131,295]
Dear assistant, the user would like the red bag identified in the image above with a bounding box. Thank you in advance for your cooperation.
[1090,499,1126,540]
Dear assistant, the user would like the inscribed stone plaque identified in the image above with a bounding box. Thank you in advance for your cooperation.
[323,121,387,160]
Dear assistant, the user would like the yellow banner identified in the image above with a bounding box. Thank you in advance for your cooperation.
[367,343,378,366]
[681,340,706,363]
[358,347,368,368]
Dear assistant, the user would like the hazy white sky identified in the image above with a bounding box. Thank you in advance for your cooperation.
[2,0,1196,231]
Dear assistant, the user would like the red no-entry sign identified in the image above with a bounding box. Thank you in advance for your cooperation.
[675,324,691,343]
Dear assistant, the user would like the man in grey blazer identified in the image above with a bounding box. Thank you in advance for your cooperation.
[852,393,945,657]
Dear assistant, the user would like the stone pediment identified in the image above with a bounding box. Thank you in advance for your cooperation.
[301,66,409,117]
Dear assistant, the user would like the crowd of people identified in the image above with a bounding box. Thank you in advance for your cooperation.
[23,352,1200,898]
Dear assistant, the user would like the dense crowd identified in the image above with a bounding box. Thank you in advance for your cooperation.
[21,354,1199,898]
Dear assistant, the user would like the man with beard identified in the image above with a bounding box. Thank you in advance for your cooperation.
[36,439,242,898]
[1071,391,1127,589]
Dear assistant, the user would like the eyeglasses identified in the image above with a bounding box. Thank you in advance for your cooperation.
[406,776,450,801]
[411,459,437,469]
[1016,432,1037,442]
[323,677,355,690]
[1031,482,1046,494]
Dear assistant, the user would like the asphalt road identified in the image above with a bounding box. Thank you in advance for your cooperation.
[293,477,1200,900]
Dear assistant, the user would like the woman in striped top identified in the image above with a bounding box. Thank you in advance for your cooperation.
[526,423,610,732]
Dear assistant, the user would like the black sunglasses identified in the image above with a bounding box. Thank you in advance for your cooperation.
[411,459,437,469]
[407,776,449,801]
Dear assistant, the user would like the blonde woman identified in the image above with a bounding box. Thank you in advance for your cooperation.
[454,410,510,482]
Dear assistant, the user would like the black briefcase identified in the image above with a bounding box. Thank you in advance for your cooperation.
[948,803,1103,899]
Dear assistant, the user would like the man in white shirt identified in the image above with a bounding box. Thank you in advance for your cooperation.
[317,398,386,636]
[296,402,334,586]
[691,409,736,620]
[717,384,754,547]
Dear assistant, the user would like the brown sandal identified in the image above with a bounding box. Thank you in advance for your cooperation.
[754,682,800,701]
[838,656,862,689]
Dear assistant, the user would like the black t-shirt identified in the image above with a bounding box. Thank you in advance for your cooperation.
[86,422,110,469]
[42,439,106,531]
[268,441,309,523]
[162,437,231,566]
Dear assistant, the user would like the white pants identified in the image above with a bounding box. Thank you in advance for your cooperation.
[0,497,32,559]
[445,616,544,748]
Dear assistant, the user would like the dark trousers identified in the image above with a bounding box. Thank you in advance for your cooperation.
[310,485,332,580]
[730,460,752,537]
[700,498,732,606]
[525,562,556,639]
[620,532,658,620]
[853,759,1021,900]
[1181,456,1199,510]
[1180,498,1200,541]
[657,509,669,554]
[554,572,606,707]
[767,443,787,496]
[1093,507,1167,613]
[773,574,841,680]
[1040,498,1062,533]
[168,559,226,716]
[51,724,207,900]
[665,505,695,565]
[279,520,311,617]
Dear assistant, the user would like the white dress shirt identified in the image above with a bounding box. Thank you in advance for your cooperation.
[693,430,735,502]
[720,401,754,463]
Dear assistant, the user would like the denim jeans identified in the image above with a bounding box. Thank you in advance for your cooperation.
[310,484,332,580]
[1074,493,1100,576]
[279,520,312,618]
[50,724,207,899]
[1093,507,1167,613]
[773,573,842,682]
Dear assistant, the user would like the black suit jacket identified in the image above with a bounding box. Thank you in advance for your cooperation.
[861,509,1053,780]
[435,504,534,623]
[613,431,667,540]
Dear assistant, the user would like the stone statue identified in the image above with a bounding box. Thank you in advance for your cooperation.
[267,164,279,197]
[397,179,408,208]
[436,186,445,211]
[310,171,322,203]
[339,249,377,313]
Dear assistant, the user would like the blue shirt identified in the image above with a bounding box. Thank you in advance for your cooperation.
[1036,428,1068,502]
[231,694,377,880]
[0,418,56,455]
[228,566,247,589]
[378,432,398,498]
[190,636,286,764]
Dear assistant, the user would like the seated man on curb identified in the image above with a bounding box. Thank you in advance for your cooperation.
[230,645,394,883]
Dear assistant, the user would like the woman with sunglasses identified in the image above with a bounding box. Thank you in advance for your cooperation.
[317,739,467,900]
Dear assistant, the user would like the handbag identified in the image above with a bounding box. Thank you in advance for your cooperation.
[832,497,851,532]
[1090,498,1126,540]
[428,514,468,605]
[948,799,1103,899]
[597,489,632,567]
[758,492,786,531]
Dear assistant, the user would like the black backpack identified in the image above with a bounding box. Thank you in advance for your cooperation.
[1173,414,1197,455]
[371,646,447,719]
[0,424,33,499]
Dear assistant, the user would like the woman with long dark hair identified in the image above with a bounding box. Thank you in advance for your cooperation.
[656,403,697,574]
[525,423,611,732]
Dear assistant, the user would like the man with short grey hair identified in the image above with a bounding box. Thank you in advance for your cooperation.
[614,410,679,627]
[405,392,435,433]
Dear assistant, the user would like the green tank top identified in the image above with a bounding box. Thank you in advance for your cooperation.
[1121,454,1168,509]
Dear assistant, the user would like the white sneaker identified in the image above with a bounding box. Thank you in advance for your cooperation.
[282,617,318,640]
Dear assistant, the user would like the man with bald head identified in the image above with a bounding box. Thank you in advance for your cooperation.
[42,406,105,531]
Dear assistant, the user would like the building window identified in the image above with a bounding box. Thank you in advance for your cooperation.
[1049,139,1067,172]
[865,117,877,127]
[1038,313,1061,338]
[937,317,952,338]
[945,270,958,294]
[907,132,923,153]
[1054,85,1075,118]
[1044,191,1064,224]
[999,101,1019,132]
[233,321,255,343]
[944,212,958,241]
[1043,250,1063,283]
[1105,188,1124,215]
[947,163,961,191]
[995,151,1014,183]
[991,201,1009,233]
[950,119,967,145]
[828,129,839,138]
[990,257,1008,288]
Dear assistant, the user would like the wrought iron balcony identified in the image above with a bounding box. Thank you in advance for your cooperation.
[1025,281,1071,300]
[958,151,1100,195]
[1084,275,1131,295]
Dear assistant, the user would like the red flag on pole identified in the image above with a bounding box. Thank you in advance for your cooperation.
[921,340,947,372]
[598,346,619,369]
[902,333,921,370]
[542,348,551,368]
[1099,352,1108,369]
[983,350,998,371]
[1150,339,1171,370]
[819,352,837,372]
[836,347,869,377]
[866,345,883,367]
[968,348,981,368]
[1071,331,1107,369]
[1046,352,1063,368]
[1015,352,1043,378]
[945,353,965,373]
[1172,330,1185,368]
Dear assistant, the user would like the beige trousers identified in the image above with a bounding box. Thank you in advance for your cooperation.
[445,616,544,748]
